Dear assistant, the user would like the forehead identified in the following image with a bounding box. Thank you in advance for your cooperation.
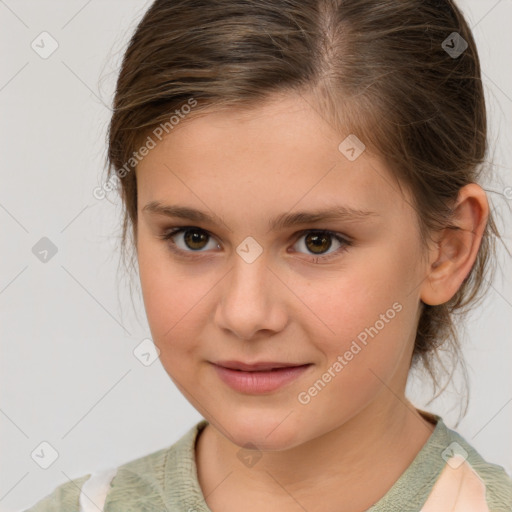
[136,94,413,225]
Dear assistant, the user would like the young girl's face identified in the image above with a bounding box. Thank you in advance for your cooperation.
[136,92,431,450]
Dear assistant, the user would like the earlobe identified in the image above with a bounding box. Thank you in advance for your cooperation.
[420,184,489,306]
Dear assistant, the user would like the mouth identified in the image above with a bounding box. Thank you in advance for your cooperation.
[213,360,311,372]
[211,361,313,394]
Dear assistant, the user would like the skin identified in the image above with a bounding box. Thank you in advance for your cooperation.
[135,92,489,512]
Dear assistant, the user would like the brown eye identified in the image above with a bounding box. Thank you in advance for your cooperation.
[292,230,351,262]
[160,227,220,254]
[304,232,332,254]
[183,229,209,250]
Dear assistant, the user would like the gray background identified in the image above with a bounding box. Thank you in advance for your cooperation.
[1,1,511,510]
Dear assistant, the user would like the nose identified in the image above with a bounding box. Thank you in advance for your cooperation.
[214,252,288,341]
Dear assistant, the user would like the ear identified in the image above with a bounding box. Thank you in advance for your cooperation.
[420,184,489,306]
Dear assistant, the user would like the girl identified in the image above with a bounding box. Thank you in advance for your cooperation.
[25,0,512,510]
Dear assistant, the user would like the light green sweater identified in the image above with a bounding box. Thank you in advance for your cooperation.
[23,414,512,511]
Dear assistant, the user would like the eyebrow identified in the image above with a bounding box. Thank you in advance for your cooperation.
[142,201,380,231]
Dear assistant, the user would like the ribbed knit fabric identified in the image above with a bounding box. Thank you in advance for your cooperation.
[23,414,512,511]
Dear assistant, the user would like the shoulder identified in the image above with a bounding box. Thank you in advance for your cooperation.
[450,428,512,509]
[103,421,207,511]
[23,421,207,512]
[22,474,91,512]
[423,418,512,511]
[22,445,171,512]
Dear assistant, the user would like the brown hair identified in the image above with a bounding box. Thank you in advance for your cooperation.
[105,0,503,419]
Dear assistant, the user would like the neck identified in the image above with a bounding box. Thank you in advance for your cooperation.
[195,396,436,512]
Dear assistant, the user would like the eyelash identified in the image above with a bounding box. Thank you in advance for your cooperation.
[157,226,352,263]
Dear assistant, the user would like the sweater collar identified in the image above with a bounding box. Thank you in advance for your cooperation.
[164,412,449,512]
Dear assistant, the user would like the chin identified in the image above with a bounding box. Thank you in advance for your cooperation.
[218,409,306,452]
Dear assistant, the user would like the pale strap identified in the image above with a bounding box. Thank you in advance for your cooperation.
[421,456,489,512]
[79,467,118,512]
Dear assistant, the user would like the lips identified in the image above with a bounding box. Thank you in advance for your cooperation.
[213,360,310,372]
[211,361,313,394]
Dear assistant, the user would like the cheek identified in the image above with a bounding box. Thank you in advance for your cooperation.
[138,261,207,389]
[298,254,416,378]
[294,291,414,435]
[137,236,203,350]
